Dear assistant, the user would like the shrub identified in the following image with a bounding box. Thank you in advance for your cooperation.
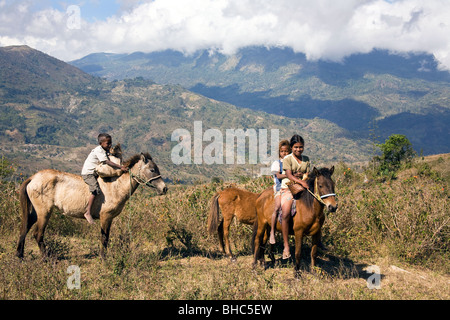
[327,162,449,271]
[374,134,416,176]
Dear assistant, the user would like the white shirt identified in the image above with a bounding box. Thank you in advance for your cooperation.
[271,159,283,192]
[81,145,109,175]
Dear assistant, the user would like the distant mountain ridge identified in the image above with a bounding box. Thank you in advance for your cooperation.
[71,46,450,155]
[72,47,450,83]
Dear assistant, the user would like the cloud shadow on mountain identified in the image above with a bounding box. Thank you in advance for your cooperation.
[190,83,380,133]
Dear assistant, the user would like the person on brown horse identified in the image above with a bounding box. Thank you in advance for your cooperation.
[279,134,310,259]
[269,139,291,245]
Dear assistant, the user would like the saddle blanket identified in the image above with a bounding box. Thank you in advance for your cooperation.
[277,200,296,223]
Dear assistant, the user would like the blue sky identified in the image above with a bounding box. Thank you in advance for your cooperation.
[1,0,449,71]
[41,0,122,22]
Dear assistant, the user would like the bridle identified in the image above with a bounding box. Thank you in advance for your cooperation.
[307,176,336,206]
[129,161,161,189]
[130,172,161,189]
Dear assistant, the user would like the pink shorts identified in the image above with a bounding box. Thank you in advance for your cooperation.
[278,188,297,222]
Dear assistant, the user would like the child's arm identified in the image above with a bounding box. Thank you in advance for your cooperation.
[286,170,308,188]
[276,172,287,180]
[104,160,128,172]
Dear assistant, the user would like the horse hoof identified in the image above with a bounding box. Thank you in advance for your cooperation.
[294,270,303,279]
[230,256,237,262]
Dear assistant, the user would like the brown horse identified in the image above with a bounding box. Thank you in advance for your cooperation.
[16,153,167,260]
[253,167,337,272]
[208,186,272,260]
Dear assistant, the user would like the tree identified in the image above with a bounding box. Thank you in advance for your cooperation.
[376,134,416,172]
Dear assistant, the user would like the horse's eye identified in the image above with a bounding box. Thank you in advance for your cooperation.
[150,168,155,173]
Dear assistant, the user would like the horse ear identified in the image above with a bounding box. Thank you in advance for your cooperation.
[140,153,146,162]
[330,166,334,175]
[313,167,319,176]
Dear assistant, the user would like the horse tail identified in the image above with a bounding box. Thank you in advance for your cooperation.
[208,193,221,235]
[16,177,34,258]
[19,178,33,234]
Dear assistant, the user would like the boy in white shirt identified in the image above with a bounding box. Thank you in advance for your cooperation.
[81,133,128,224]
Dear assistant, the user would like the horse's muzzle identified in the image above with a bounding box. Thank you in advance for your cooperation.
[150,178,167,195]
[327,203,338,212]
[156,183,168,195]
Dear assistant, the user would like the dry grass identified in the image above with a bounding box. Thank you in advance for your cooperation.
[0,155,449,300]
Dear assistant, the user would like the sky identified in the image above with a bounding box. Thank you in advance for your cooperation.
[0,0,449,71]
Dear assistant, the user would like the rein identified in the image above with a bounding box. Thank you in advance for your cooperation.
[307,177,336,206]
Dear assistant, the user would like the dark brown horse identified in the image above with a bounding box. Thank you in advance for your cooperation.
[208,186,272,260]
[253,167,337,271]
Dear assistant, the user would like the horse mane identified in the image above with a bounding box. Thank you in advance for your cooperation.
[297,167,334,208]
[124,153,153,168]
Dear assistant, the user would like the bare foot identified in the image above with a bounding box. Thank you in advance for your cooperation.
[84,212,95,224]
[269,233,276,244]
[282,249,291,259]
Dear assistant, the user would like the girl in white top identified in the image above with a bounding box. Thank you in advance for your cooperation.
[269,140,291,245]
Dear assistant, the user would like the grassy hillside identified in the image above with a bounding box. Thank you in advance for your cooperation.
[0,45,99,99]
[0,154,448,300]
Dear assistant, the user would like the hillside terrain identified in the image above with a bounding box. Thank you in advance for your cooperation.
[0,45,448,302]
[71,47,450,155]
[0,153,448,300]
[1,45,372,182]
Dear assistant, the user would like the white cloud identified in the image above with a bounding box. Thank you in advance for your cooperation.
[0,0,449,71]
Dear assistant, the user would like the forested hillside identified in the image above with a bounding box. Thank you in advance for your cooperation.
[1,45,372,182]
[71,47,450,155]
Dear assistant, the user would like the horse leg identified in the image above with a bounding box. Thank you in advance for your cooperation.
[252,221,266,268]
[264,226,275,265]
[294,230,304,273]
[222,215,234,260]
[33,209,52,258]
[311,231,321,270]
[16,208,37,259]
[100,215,113,260]
[217,219,225,254]
[259,226,269,266]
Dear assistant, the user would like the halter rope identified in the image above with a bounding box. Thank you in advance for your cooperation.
[307,177,336,206]
[128,160,161,189]
[130,172,161,188]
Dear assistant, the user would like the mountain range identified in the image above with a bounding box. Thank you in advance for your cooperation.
[71,46,450,155]
[1,45,374,183]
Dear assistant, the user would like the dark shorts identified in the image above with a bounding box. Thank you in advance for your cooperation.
[82,174,101,195]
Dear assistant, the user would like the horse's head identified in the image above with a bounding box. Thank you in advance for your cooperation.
[312,166,337,212]
[127,153,168,195]
[110,143,123,161]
